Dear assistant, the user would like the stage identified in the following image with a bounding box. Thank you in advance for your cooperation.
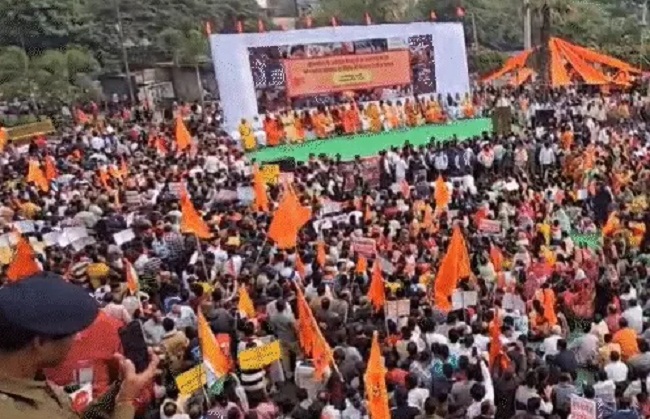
[249,118,492,163]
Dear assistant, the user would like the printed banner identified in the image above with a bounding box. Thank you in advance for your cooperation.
[385,299,411,321]
[570,395,597,419]
[238,340,282,370]
[479,219,502,234]
[260,165,280,185]
[283,50,412,97]
[175,365,208,396]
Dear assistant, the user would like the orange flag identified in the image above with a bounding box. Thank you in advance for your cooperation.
[198,311,231,376]
[295,254,306,280]
[268,187,312,249]
[364,332,390,419]
[316,240,326,267]
[490,244,504,272]
[27,160,49,192]
[536,288,558,326]
[124,259,139,294]
[238,286,256,318]
[488,316,511,371]
[6,235,42,282]
[433,226,471,311]
[295,286,333,380]
[180,192,212,239]
[252,165,269,212]
[434,176,450,210]
[367,260,386,312]
[119,157,129,178]
[175,115,192,152]
[355,256,368,274]
[0,127,7,152]
[44,156,58,182]
[154,137,168,155]
[109,165,123,181]
[602,211,619,236]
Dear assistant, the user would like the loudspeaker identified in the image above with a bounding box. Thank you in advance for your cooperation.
[492,106,512,136]
[267,157,296,172]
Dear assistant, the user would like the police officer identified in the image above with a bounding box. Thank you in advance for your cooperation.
[0,272,159,419]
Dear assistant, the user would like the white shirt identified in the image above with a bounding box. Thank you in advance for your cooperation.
[407,388,430,412]
[539,147,555,165]
[623,305,643,334]
[605,360,629,383]
[167,305,197,330]
[542,335,561,358]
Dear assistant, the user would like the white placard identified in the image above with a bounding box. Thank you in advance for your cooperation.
[13,220,36,234]
[570,395,596,419]
[113,229,136,246]
[451,290,478,309]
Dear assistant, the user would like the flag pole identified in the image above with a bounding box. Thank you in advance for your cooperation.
[194,233,212,285]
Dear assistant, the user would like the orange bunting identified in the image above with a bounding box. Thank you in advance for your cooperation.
[433,226,471,311]
[364,332,390,419]
[180,192,212,239]
[367,260,386,312]
[198,311,232,376]
[6,235,42,283]
[27,160,49,192]
[175,115,192,152]
[267,187,311,249]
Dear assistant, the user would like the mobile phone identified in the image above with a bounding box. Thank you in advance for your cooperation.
[118,321,150,373]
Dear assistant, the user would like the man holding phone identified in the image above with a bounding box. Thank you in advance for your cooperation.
[0,272,160,419]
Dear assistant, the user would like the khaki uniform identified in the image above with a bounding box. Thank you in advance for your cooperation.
[0,375,135,419]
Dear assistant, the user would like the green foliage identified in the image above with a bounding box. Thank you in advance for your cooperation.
[0,46,100,103]
[157,28,209,65]
[468,49,508,75]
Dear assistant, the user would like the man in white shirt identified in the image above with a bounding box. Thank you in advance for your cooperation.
[539,142,555,180]
[167,304,197,331]
[604,351,629,383]
[542,325,562,360]
[622,298,643,334]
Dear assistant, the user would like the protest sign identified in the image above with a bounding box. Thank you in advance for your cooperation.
[479,219,501,234]
[13,220,36,234]
[43,231,61,247]
[214,189,238,203]
[570,395,596,419]
[113,229,135,246]
[175,365,207,396]
[168,182,185,199]
[451,290,478,310]
[385,299,411,321]
[236,186,254,205]
[320,200,342,217]
[260,165,280,185]
[352,237,377,258]
[237,340,281,370]
[124,190,142,207]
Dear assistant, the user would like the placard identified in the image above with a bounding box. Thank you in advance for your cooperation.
[236,186,255,205]
[175,365,208,396]
[385,299,411,321]
[13,220,36,234]
[237,340,281,370]
[503,293,526,313]
[451,290,478,309]
[113,229,136,246]
[168,182,185,199]
[351,237,377,258]
[479,219,502,234]
[570,395,596,419]
[124,190,142,207]
[320,200,343,217]
[260,165,280,185]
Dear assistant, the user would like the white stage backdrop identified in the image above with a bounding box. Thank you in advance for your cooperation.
[210,22,470,131]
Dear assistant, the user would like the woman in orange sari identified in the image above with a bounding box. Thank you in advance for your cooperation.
[342,104,358,135]
[313,111,327,139]
[425,99,446,124]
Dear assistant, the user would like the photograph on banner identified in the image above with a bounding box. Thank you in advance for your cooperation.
[237,340,281,370]
[175,365,208,396]
[248,35,436,114]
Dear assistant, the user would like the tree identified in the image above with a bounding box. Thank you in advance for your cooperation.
[315,0,415,24]
[0,47,100,103]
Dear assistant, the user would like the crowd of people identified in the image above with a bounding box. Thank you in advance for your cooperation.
[235,92,478,150]
[0,84,649,419]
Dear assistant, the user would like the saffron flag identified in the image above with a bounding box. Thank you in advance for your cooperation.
[268,187,312,249]
[490,244,504,273]
[6,236,42,282]
[316,240,326,267]
[364,332,390,419]
[175,116,192,152]
[355,256,368,274]
[124,259,139,295]
[488,316,511,371]
[198,311,231,378]
[180,192,212,239]
[238,286,256,318]
[27,160,49,192]
[296,286,333,380]
[433,226,471,311]
[44,156,58,182]
[0,127,7,152]
[295,255,306,280]
[367,260,386,312]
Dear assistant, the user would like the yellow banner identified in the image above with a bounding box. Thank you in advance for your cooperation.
[260,165,280,185]
[7,120,55,141]
[175,365,207,395]
[237,340,281,370]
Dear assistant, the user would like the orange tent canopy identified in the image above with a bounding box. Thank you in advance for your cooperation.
[482,37,640,88]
